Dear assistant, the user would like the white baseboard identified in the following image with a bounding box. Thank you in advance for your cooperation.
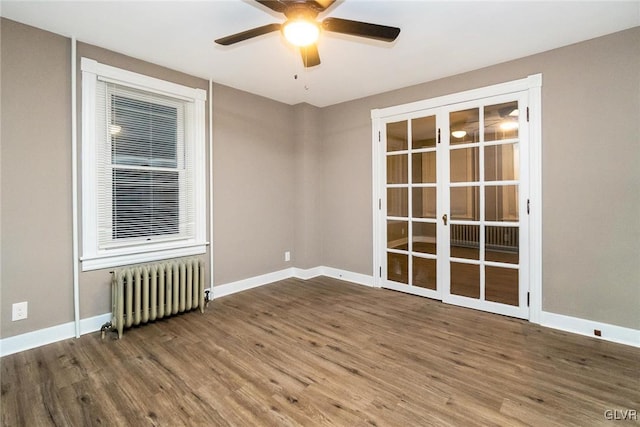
[211,268,293,299]
[0,313,112,357]
[540,311,640,348]
[0,322,75,357]
[211,266,373,299]
[292,266,324,280]
[80,313,112,335]
[320,266,374,287]
[291,266,374,287]
[3,267,638,356]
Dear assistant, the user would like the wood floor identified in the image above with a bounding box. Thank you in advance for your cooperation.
[2,277,639,426]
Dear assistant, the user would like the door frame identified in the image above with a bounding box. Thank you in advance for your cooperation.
[371,74,542,323]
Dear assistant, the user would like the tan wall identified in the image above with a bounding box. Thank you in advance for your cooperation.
[211,84,296,284]
[1,19,73,337]
[319,27,640,329]
[293,103,323,269]
[319,104,375,275]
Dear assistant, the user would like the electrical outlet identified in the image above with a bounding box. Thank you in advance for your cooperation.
[284,251,291,262]
[12,302,28,321]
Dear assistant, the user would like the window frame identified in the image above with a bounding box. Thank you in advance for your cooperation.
[80,57,207,271]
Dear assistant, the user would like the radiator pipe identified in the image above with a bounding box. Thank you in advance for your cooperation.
[71,36,81,338]
[100,321,113,339]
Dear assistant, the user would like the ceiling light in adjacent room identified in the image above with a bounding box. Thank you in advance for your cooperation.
[283,19,320,47]
[451,130,467,139]
[500,121,519,131]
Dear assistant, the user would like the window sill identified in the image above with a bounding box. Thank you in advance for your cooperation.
[81,243,207,271]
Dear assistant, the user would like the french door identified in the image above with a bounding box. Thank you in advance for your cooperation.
[375,85,535,319]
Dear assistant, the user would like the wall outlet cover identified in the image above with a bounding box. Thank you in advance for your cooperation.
[12,302,28,321]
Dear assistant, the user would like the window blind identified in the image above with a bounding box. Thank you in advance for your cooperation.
[95,81,195,248]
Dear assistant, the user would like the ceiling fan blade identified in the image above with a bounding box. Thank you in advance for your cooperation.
[322,17,400,42]
[301,44,321,68]
[215,23,281,45]
[255,0,336,13]
[254,0,288,13]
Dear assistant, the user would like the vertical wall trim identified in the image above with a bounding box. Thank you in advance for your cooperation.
[370,110,382,288]
[71,37,80,338]
[208,79,214,291]
[527,73,543,325]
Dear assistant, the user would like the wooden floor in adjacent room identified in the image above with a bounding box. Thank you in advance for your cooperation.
[2,276,639,426]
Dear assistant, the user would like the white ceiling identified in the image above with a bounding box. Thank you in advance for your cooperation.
[2,1,639,107]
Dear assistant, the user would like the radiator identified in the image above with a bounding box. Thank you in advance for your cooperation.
[451,224,518,252]
[111,257,206,338]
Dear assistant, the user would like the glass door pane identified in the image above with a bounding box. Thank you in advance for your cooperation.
[482,100,520,309]
[449,107,481,299]
[412,187,436,218]
[386,119,410,287]
[446,99,523,312]
[413,257,436,289]
[485,266,519,306]
[410,114,438,295]
[387,120,408,152]
[450,262,480,299]
[385,115,438,297]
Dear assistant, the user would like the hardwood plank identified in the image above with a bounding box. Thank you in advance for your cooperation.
[2,276,638,426]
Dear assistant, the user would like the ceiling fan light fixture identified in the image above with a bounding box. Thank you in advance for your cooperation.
[283,19,320,47]
[215,0,401,68]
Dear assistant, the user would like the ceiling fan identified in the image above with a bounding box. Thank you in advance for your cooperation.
[214,0,401,68]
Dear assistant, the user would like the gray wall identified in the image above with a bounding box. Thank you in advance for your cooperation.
[293,103,323,269]
[1,19,73,337]
[1,18,638,340]
[319,27,640,330]
[211,84,296,284]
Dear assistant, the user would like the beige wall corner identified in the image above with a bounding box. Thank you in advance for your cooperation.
[293,103,323,269]
[212,85,296,285]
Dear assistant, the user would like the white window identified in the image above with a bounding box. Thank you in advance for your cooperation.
[81,58,207,271]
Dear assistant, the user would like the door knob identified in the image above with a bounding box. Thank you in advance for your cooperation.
[442,213,448,225]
